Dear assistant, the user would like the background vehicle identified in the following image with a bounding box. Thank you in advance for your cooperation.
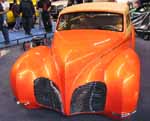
[130,2,150,40]
[51,0,67,19]
[10,2,140,120]
[67,0,115,6]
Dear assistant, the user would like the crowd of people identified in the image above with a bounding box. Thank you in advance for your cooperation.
[0,0,52,45]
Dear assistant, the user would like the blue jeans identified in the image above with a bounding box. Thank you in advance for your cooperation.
[14,16,21,30]
[39,10,43,28]
[0,22,9,43]
[0,14,9,43]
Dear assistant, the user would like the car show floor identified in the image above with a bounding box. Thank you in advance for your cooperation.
[0,37,150,121]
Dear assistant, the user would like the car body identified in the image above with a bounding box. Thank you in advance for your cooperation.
[7,0,38,23]
[51,0,68,19]
[10,2,140,120]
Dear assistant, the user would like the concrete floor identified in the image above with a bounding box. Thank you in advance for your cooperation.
[0,37,149,121]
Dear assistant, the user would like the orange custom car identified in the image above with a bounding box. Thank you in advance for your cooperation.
[10,2,140,120]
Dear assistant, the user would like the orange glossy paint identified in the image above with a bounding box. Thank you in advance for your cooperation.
[10,2,140,119]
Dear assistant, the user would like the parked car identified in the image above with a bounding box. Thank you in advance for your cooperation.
[67,0,115,6]
[10,2,140,120]
[50,0,67,19]
[130,2,150,40]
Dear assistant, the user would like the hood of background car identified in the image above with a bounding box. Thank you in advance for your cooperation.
[51,0,67,6]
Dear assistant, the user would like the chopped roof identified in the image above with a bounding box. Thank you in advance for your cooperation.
[60,2,129,15]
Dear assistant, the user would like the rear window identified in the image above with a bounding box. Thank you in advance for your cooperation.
[57,12,124,32]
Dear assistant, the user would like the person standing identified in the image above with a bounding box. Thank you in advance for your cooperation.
[11,0,21,31]
[0,0,9,44]
[40,0,52,33]
[1,0,9,27]
[19,0,35,35]
[36,0,43,29]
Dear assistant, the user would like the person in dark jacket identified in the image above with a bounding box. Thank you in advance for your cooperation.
[40,0,52,32]
[20,0,35,35]
[0,0,9,44]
